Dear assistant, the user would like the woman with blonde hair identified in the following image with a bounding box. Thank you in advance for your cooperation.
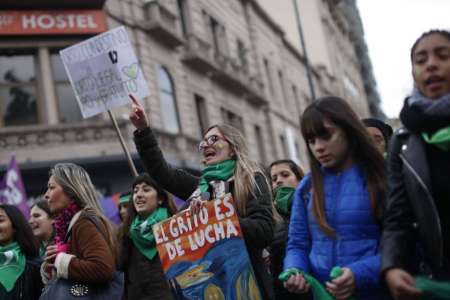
[129,95,275,299]
[41,163,122,298]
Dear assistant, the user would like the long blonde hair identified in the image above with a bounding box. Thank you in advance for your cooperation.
[206,124,270,216]
[49,163,118,260]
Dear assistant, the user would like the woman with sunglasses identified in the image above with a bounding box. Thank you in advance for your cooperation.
[129,95,275,300]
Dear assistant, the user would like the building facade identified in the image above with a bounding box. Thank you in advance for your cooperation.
[0,0,379,200]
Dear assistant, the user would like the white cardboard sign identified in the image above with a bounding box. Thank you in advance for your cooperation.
[60,26,150,118]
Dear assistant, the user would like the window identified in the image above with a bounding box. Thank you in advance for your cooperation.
[237,39,248,73]
[263,58,274,96]
[210,17,221,54]
[204,12,226,57]
[254,125,267,164]
[279,134,289,158]
[194,94,208,137]
[158,66,180,134]
[0,53,38,127]
[295,142,301,160]
[50,53,82,123]
[278,70,287,105]
[221,108,244,134]
[177,0,188,37]
[343,75,359,99]
[292,84,302,115]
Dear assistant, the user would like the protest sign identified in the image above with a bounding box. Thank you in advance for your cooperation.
[154,194,262,300]
[60,26,150,118]
[0,156,29,217]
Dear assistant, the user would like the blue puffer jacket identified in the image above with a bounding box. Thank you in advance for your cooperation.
[284,165,388,300]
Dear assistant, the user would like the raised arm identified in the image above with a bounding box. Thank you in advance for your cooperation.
[129,94,199,199]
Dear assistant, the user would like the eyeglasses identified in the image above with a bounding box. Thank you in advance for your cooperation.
[198,134,227,151]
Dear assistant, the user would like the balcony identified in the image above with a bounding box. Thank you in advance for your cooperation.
[211,54,267,106]
[143,1,184,48]
[182,32,267,105]
[182,34,216,74]
[0,120,126,151]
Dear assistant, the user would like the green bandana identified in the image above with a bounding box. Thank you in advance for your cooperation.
[198,159,236,193]
[416,276,450,299]
[279,267,355,300]
[119,193,131,205]
[129,207,169,261]
[422,126,450,152]
[274,186,296,216]
[0,242,26,292]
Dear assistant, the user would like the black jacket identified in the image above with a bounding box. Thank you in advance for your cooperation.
[0,258,43,300]
[134,127,275,300]
[269,218,309,300]
[123,244,173,300]
[381,128,444,275]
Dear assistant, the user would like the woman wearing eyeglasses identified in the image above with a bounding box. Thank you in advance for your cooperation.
[128,95,275,300]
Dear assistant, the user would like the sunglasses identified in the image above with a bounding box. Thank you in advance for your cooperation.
[198,134,228,151]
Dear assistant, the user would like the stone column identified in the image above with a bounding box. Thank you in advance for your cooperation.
[38,47,59,125]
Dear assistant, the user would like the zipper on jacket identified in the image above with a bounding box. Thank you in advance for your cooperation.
[400,154,443,267]
[331,176,339,271]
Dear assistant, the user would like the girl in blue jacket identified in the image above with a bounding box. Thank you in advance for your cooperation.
[283,97,389,300]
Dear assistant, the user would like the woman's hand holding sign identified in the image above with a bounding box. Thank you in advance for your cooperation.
[129,94,149,130]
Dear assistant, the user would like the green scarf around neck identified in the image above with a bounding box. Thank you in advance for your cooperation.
[274,186,296,216]
[198,159,236,193]
[0,242,26,292]
[279,267,355,300]
[422,126,450,152]
[129,207,169,261]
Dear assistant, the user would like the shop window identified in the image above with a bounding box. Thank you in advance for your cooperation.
[50,53,83,123]
[0,54,38,127]
[158,66,180,134]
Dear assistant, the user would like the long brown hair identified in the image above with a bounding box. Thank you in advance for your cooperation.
[205,124,270,216]
[301,97,386,236]
[49,163,118,261]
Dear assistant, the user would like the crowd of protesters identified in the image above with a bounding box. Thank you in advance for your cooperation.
[0,29,449,300]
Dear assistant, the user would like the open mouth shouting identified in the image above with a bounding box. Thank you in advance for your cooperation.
[203,148,217,163]
[422,74,450,99]
[134,198,147,209]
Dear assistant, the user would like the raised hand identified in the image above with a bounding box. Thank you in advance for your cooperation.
[129,94,149,130]
[189,198,207,215]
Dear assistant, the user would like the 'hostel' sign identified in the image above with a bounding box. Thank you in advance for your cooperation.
[0,10,107,35]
